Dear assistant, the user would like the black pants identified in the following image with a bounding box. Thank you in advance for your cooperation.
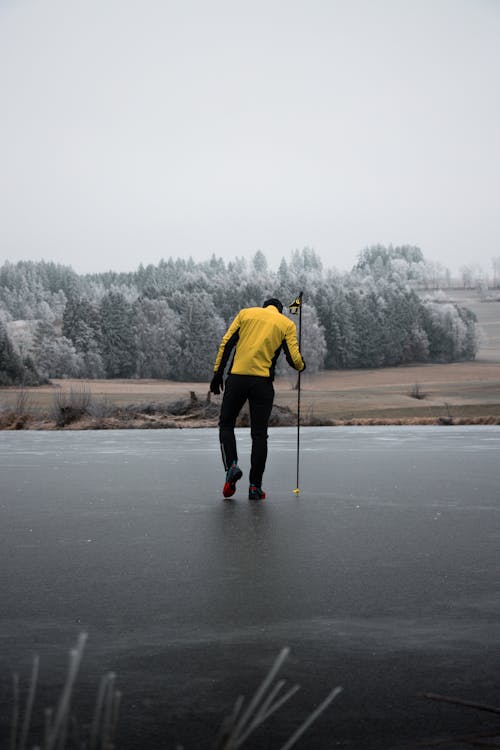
[219,374,274,487]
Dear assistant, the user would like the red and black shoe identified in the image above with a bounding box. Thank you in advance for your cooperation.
[248,485,266,501]
[223,462,243,498]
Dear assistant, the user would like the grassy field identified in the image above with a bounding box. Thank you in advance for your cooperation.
[1,289,499,426]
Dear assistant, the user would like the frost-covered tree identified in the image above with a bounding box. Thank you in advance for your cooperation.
[286,247,324,294]
[492,257,500,288]
[312,281,354,369]
[99,291,137,378]
[169,290,227,381]
[276,304,326,382]
[0,261,77,320]
[252,250,268,275]
[35,337,83,379]
[0,320,25,384]
[62,297,104,378]
[63,298,101,350]
[421,302,478,362]
[464,264,487,290]
[133,298,182,379]
[345,289,385,368]
[31,320,83,379]
[0,248,480,378]
[356,245,425,280]
[377,284,425,365]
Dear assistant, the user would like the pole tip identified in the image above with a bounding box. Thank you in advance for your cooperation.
[293,488,300,495]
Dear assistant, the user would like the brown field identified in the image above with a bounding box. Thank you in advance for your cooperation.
[1,290,499,427]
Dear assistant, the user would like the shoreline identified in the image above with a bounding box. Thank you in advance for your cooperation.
[2,414,500,431]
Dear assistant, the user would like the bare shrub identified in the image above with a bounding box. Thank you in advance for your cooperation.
[408,383,426,400]
[300,406,335,426]
[269,404,297,426]
[123,400,171,417]
[14,388,32,416]
[166,392,219,420]
[438,402,454,425]
[51,386,93,427]
[87,395,116,419]
[233,403,297,427]
[0,389,32,429]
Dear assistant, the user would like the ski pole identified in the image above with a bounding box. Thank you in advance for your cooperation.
[288,291,303,495]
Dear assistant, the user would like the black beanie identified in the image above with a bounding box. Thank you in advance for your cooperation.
[263,298,284,314]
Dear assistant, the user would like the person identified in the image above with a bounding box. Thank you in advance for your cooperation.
[210,298,305,500]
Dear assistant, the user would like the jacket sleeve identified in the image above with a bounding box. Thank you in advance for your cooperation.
[213,313,241,374]
[283,320,305,371]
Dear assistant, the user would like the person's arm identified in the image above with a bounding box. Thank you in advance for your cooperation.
[283,321,305,371]
[213,313,241,374]
[210,313,241,394]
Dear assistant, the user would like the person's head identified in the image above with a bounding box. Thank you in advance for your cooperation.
[263,298,283,314]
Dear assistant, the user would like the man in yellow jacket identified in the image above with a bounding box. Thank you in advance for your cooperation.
[210,298,305,500]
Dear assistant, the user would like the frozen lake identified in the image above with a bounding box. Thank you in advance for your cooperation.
[1,426,499,749]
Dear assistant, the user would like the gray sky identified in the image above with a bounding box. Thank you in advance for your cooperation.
[1,0,499,276]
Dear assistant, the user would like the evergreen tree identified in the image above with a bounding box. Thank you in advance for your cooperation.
[277,305,326,381]
[356,244,425,280]
[99,291,137,377]
[420,302,478,363]
[0,249,479,377]
[169,290,226,381]
[133,298,182,379]
[31,320,83,378]
[0,320,25,384]
[328,290,357,369]
[63,297,101,351]
[35,337,83,378]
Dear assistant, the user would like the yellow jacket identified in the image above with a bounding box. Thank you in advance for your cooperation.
[214,305,305,379]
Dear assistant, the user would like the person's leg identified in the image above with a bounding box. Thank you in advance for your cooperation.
[219,375,248,469]
[248,377,274,488]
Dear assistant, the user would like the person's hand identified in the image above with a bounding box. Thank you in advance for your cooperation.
[210,372,224,395]
[300,359,306,372]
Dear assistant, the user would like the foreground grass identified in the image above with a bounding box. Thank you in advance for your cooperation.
[9,635,342,750]
[9,636,500,749]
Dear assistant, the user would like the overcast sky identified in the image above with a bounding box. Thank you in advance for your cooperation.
[1,0,499,276]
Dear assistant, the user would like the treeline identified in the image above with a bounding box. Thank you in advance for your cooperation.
[0,246,478,385]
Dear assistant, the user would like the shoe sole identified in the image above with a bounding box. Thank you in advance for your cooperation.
[223,468,242,498]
